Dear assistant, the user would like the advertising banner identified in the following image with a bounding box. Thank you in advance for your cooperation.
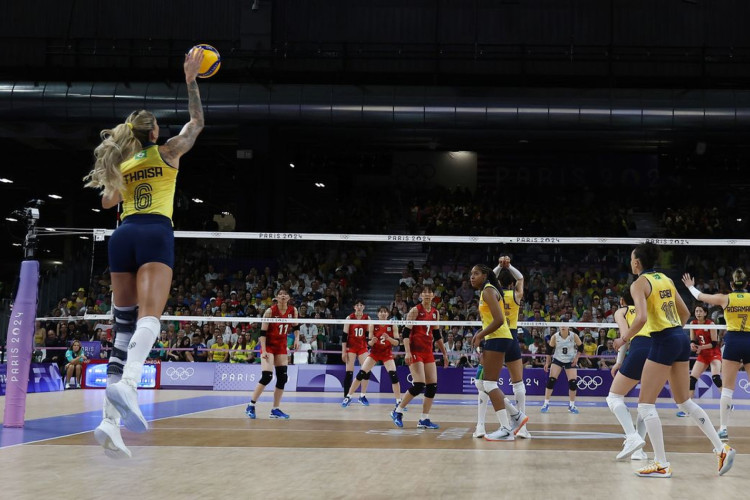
[159,362,215,388]
[83,360,160,389]
[0,363,63,396]
[80,341,101,360]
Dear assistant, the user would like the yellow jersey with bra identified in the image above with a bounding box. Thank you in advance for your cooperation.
[724,290,750,332]
[479,283,513,340]
[120,144,177,221]
[502,289,520,331]
[624,305,650,339]
[642,272,681,333]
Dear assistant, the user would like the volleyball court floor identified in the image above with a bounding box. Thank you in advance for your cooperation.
[1,390,748,499]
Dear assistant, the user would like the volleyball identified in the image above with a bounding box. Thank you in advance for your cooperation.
[191,44,221,78]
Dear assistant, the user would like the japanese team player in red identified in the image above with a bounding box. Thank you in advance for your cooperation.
[391,285,449,429]
[246,288,299,419]
[341,299,372,405]
[342,306,402,408]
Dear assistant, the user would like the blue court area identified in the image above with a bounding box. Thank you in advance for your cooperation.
[1,394,746,448]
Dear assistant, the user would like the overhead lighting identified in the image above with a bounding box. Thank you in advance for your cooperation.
[737,218,743,222]
[79,236,90,240]
[48,194,62,199]
[51,261,64,265]
[5,217,18,222]
[44,228,57,232]
[12,243,21,247]
[91,208,101,213]
[0,178,13,183]
[289,163,295,168]
[315,183,326,188]
[192,198,204,204]
[221,211,230,215]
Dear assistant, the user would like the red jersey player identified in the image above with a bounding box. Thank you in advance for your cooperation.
[341,299,372,405]
[391,285,448,429]
[341,306,402,408]
[678,304,722,409]
[246,288,298,420]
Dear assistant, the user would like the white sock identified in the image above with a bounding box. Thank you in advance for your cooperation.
[360,392,366,397]
[512,381,526,413]
[477,392,489,426]
[677,399,724,451]
[639,403,668,465]
[503,397,520,416]
[122,316,160,383]
[395,406,404,414]
[421,413,429,421]
[543,399,550,406]
[396,398,401,405]
[636,413,647,440]
[569,400,576,408]
[720,388,734,430]
[607,392,636,435]
[496,409,510,429]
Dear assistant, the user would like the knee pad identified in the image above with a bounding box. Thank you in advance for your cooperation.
[712,374,723,388]
[389,370,399,384]
[356,370,366,381]
[689,375,698,391]
[677,398,700,417]
[474,377,485,392]
[113,305,138,351]
[425,383,437,398]
[481,380,498,394]
[637,403,658,422]
[363,371,371,380]
[568,379,578,391]
[546,377,557,390]
[408,382,425,397]
[275,366,288,389]
[512,381,526,396]
[259,370,273,386]
[606,392,624,413]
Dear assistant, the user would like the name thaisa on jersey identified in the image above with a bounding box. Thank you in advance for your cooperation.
[124,167,163,184]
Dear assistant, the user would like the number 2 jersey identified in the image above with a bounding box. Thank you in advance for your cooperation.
[265,304,296,354]
[345,313,370,352]
[370,324,396,361]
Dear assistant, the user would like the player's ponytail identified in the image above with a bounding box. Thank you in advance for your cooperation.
[84,109,155,198]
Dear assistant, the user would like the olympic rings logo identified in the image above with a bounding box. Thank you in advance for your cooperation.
[577,375,603,390]
[738,379,750,394]
[166,367,195,381]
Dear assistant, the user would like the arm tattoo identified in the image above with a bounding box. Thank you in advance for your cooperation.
[163,81,204,159]
[187,80,204,127]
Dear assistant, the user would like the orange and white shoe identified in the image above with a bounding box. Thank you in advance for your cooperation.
[717,444,735,476]
[635,461,672,478]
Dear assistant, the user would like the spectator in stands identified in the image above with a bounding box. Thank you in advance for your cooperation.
[210,334,229,363]
[230,333,253,363]
[580,333,598,369]
[99,330,113,360]
[191,334,207,362]
[597,339,618,370]
[64,340,87,389]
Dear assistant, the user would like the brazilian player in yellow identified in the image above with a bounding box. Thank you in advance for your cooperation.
[470,264,528,442]
[618,243,734,478]
[683,268,750,442]
[84,48,206,459]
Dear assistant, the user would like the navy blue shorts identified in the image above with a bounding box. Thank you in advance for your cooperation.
[552,358,574,370]
[108,214,174,273]
[722,331,750,363]
[484,337,519,363]
[647,326,690,366]
[618,335,651,380]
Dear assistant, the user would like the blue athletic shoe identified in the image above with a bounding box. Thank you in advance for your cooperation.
[270,408,290,419]
[341,397,351,408]
[245,404,256,419]
[676,411,688,418]
[540,404,549,413]
[568,405,579,414]
[390,410,403,428]
[417,419,439,429]
[358,395,370,406]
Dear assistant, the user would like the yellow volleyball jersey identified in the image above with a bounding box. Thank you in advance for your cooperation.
[479,283,512,340]
[625,305,650,338]
[502,289,520,330]
[725,291,750,332]
[120,145,177,221]
[642,272,681,332]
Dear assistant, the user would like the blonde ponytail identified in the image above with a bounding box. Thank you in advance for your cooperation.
[83,110,156,198]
